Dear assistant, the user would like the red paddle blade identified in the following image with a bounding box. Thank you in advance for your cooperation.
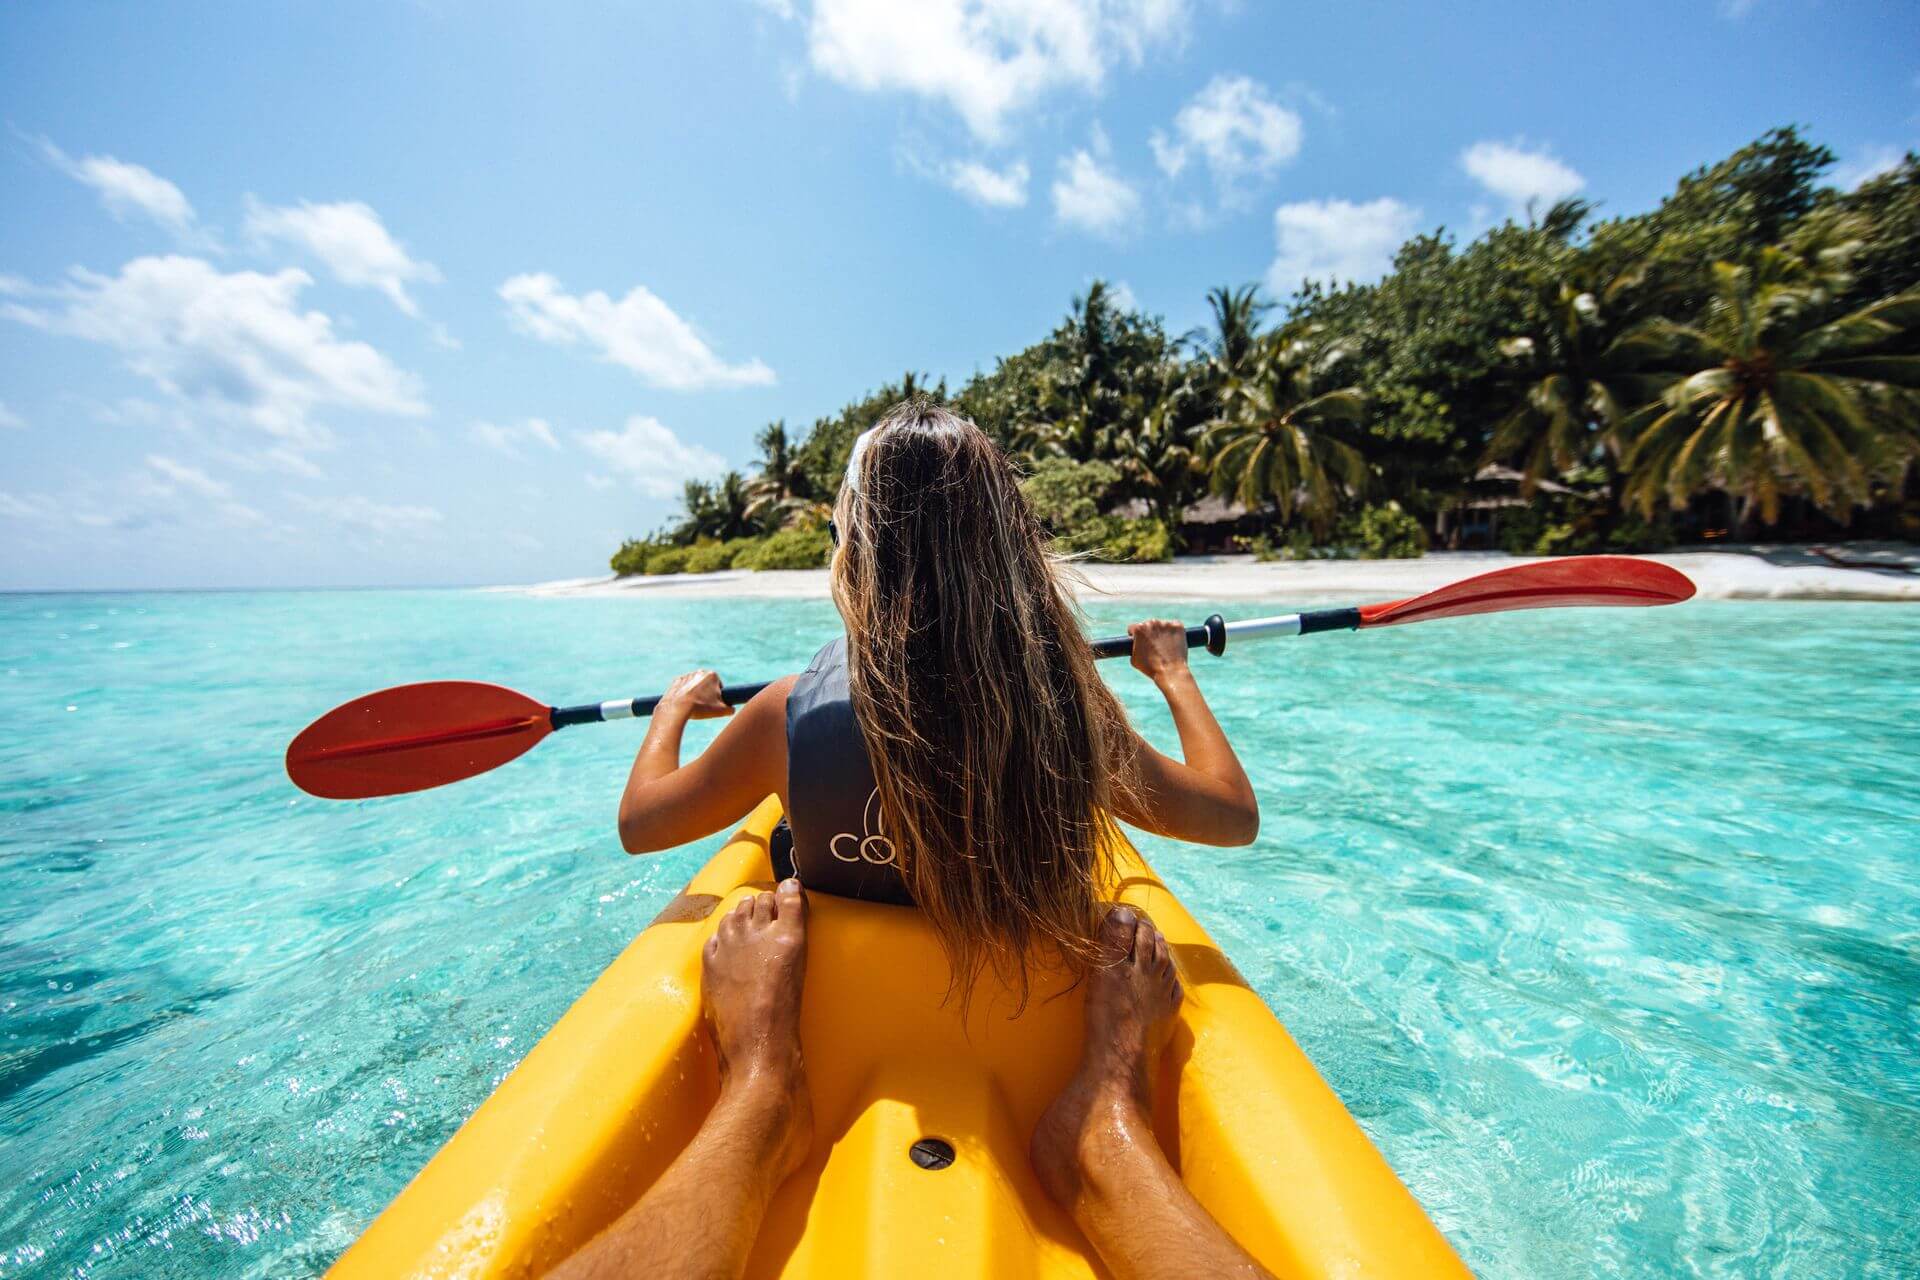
[286,681,552,799]
[1358,556,1695,628]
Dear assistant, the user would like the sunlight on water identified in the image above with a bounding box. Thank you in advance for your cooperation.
[1,590,1916,1277]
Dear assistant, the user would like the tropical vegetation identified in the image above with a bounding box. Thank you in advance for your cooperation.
[613,129,1919,574]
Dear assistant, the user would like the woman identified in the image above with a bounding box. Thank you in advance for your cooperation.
[617,400,1258,1000]
[581,400,1272,1280]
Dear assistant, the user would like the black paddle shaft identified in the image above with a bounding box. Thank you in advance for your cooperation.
[1087,613,1227,660]
[549,614,1233,729]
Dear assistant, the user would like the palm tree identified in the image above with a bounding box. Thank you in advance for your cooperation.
[1621,249,1920,527]
[1199,284,1272,381]
[1202,332,1370,529]
[1019,281,1164,464]
[677,471,759,541]
[1487,268,1663,494]
[1100,380,1206,532]
[745,420,814,525]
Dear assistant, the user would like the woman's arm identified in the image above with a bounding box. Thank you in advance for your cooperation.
[617,671,796,854]
[1110,619,1260,846]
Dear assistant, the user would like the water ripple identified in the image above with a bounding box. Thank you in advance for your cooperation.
[0,590,1915,1277]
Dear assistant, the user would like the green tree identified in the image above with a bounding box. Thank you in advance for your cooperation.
[1198,284,1272,381]
[1203,332,1371,530]
[674,471,759,541]
[1814,154,1920,309]
[745,420,817,526]
[1623,249,1920,526]
[1486,264,1667,498]
[1015,281,1179,465]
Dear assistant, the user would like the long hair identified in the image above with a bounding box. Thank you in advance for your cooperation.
[831,400,1138,1010]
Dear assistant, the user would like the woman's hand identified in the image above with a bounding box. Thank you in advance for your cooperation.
[1127,619,1191,683]
[655,669,734,721]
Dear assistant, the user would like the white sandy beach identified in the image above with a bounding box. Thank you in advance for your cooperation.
[499,544,1920,604]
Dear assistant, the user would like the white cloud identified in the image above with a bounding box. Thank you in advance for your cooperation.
[142,455,267,526]
[499,273,775,391]
[1052,145,1141,240]
[804,0,1191,142]
[0,401,24,430]
[1267,197,1420,292]
[1460,140,1585,219]
[1831,144,1907,191]
[1,256,427,453]
[293,492,445,537]
[244,198,442,318]
[0,491,60,522]
[943,158,1031,207]
[579,415,727,499]
[471,417,561,456]
[38,139,204,242]
[1150,75,1302,192]
[145,454,231,499]
[1104,279,1138,311]
[0,458,267,533]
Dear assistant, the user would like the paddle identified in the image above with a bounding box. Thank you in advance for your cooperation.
[287,555,1694,800]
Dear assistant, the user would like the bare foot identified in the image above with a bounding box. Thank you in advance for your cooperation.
[1031,906,1183,1208]
[702,878,814,1184]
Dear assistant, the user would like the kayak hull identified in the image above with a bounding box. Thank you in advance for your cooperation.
[328,798,1468,1278]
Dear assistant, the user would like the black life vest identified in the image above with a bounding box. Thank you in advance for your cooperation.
[778,636,914,905]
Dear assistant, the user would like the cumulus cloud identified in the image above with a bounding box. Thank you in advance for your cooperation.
[578,415,727,499]
[1,257,426,456]
[244,197,442,318]
[471,417,561,456]
[1052,138,1141,240]
[1150,75,1302,194]
[805,0,1192,142]
[500,274,774,391]
[942,158,1031,208]
[0,400,23,430]
[37,139,205,243]
[1460,140,1585,219]
[1266,197,1420,292]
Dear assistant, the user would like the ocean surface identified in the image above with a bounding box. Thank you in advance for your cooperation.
[1,588,1916,1278]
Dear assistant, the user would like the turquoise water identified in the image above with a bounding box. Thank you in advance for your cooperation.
[1,588,1916,1278]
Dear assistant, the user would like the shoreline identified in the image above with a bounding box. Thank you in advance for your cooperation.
[496,544,1920,604]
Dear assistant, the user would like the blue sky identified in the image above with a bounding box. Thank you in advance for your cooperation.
[2,1,1914,590]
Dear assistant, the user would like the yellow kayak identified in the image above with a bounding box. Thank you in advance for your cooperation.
[329,798,1468,1278]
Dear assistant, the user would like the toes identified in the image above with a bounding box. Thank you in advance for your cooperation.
[751,891,775,926]
[1131,918,1156,968]
[1100,906,1139,961]
[774,877,807,925]
[1150,929,1170,972]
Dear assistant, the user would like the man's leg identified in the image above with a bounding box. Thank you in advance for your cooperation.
[549,879,814,1280]
[1031,907,1275,1280]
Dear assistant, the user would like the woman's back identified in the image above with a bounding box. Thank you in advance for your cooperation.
[616,399,1260,1002]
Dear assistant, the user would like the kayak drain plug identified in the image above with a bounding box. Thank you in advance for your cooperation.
[909,1138,956,1170]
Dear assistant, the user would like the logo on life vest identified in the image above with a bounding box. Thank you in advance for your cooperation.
[830,789,897,865]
